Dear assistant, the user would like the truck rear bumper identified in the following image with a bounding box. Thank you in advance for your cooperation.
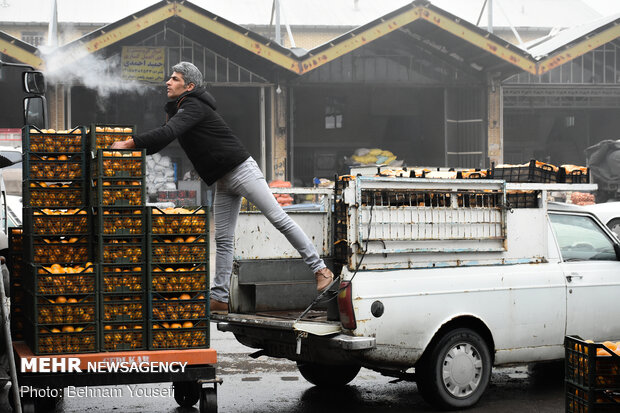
[215,315,376,364]
[327,334,376,350]
[217,321,374,351]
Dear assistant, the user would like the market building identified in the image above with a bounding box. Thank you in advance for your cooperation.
[1,0,619,196]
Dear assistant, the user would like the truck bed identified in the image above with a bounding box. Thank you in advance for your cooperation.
[211,310,331,330]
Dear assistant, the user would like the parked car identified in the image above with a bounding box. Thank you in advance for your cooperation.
[583,201,620,238]
[0,146,22,196]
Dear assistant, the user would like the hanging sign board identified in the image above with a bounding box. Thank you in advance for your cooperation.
[121,46,165,83]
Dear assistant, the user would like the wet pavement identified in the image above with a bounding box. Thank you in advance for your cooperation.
[0,327,566,413]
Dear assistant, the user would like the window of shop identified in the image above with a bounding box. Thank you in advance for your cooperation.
[136,28,268,85]
[21,31,44,46]
[325,96,345,129]
[507,43,620,85]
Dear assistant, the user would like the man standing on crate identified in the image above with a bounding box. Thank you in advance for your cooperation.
[111,62,334,313]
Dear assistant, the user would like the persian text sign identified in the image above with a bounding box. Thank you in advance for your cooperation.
[121,47,165,82]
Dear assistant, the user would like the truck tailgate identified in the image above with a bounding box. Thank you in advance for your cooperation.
[212,312,375,354]
[211,310,335,330]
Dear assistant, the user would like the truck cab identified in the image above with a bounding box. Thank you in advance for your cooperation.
[214,176,620,410]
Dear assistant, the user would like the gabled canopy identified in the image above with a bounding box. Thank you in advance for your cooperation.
[526,13,620,74]
[9,0,620,80]
[45,0,537,81]
[0,30,44,69]
[46,1,301,81]
[298,0,537,78]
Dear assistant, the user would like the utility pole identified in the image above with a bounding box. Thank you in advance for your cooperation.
[487,0,493,33]
[48,0,58,47]
[274,0,281,45]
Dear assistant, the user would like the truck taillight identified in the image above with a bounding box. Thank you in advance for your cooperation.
[337,281,356,330]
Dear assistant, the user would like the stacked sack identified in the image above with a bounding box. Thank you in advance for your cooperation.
[269,180,294,207]
[146,153,177,199]
[350,148,398,166]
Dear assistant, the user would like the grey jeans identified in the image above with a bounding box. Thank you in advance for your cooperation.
[211,157,325,303]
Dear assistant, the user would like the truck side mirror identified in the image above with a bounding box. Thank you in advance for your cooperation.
[23,71,46,95]
[24,96,47,129]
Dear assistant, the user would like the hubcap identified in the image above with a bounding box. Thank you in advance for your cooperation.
[441,342,483,398]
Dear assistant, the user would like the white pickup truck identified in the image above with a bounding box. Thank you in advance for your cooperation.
[213,176,620,410]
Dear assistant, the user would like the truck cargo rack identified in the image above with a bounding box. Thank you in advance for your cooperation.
[336,176,597,270]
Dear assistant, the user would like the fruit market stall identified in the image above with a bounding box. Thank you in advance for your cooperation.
[7,125,219,413]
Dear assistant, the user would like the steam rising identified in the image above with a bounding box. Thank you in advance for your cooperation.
[43,46,161,108]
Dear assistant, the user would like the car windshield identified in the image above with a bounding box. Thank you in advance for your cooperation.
[549,213,617,261]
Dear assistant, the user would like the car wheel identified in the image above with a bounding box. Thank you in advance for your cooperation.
[416,328,491,410]
[296,361,361,387]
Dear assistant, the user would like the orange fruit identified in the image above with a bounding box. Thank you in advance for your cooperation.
[67,298,78,303]
[179,294,191,300]
[55,296,67,304]
[182,321,193,328]
[597,348,612,357]
[171,323,182,329]
[62,326,75,333]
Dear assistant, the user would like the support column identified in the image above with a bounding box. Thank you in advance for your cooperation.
[487,74,503,166]
[47,84,66,131]
[271,84,288,181]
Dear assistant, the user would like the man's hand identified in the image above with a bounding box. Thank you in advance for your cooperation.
[110,138,136,149]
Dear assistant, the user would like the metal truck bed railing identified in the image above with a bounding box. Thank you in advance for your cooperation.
[342,176,508,255]
[335,177,598,270]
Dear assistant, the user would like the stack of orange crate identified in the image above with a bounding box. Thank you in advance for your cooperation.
[565,335,620,412]
[149,206,210,349]
[91,147,148,351]
[21,126,98,354]
[8,228,25,341]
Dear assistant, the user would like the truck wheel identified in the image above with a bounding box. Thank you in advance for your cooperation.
[173,381,200,407]
[296,361,360,387]
[416,328,491,410]
[199,387,217,413]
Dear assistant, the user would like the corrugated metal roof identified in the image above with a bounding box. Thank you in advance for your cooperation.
[526,12,620,58]
[0,0,611,29]
[0,0,411,26]
[431,0,602,29]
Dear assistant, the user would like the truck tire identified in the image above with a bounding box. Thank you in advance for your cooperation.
[416,328,491,410]
[173,381,200,407]
[296,361,361,387]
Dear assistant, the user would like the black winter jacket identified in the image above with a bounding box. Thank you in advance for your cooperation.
[133,87,250,185]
